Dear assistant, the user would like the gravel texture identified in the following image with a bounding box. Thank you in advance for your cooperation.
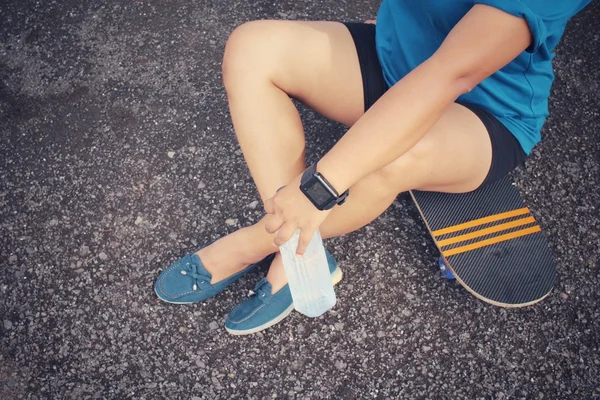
[1,1,599,399]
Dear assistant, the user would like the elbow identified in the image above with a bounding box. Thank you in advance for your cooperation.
[455,75,477,95]
[440,72,477,99]
[446,61,482,96]
[445,71,485,99]
[428,54,484,97]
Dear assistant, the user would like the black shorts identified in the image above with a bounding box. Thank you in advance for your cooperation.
[343,22,527,186]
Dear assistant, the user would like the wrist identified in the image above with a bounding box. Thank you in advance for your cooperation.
[314,159,350,195]
[300,162,349,210]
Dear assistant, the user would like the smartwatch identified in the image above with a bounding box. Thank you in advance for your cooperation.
[300,163,349,211]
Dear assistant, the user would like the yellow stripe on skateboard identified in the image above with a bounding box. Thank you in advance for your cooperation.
[442,225,541,257]
[436,216,536,246]
[432,208,531,237]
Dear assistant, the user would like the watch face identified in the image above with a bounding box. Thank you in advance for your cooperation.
[305,179,336,207]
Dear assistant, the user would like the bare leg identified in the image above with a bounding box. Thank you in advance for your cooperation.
[198,21,492,292]
[198,21,366,282]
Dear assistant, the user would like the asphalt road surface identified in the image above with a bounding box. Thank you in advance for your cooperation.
[1,1,599,398]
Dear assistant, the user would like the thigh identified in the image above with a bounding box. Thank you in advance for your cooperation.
[225,20,366,127]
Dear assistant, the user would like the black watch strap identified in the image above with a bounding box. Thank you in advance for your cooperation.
[300,163,317,186]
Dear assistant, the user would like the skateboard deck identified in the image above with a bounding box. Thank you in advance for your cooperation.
[410,176,556,307]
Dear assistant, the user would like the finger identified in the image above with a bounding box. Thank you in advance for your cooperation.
[264,214,284,235]
[295,228,315,256]
[264,197,274,214]
[273,223,297,248]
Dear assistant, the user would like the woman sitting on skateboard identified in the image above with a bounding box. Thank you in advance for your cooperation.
[154,0,593,334]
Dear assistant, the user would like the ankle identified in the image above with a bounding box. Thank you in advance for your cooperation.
[197,225,274,267]
[242,223,277,263]
[266,254,287,294]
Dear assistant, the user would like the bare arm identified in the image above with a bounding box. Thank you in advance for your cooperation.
[317,4,533,193]
[265,5,535,254]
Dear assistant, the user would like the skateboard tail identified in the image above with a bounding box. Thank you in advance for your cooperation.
[410,177,556,307]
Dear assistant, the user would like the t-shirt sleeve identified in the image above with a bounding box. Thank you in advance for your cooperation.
[474,0,547,53]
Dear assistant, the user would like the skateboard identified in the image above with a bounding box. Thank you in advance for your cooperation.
[410,176,556,307]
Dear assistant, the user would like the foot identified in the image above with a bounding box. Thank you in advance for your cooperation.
[154,223,276,304]
[154,252,265,304]
[196,224,274,284]
[224,250,342,335]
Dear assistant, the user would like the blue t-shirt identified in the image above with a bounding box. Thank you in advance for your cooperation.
[375,0,592,154]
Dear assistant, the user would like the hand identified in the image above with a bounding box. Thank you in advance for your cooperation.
[263,175,331,256]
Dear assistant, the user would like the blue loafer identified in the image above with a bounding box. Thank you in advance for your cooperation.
[225,251,343,335]
[154,252,269,304]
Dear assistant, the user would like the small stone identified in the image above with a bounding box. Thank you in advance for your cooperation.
[8,255,17,263]
[75,268,85,273]
[290,360,304,371]
[560,292,569,300]
[198,182,206,189]
[376,331,385,338]
[248,200,259,209]
[80,246,90,256]
[225,219,237,226]
[211,376,222,389]
[3,320,13,330]
[169,232,177,240]
[422,346,432,352]
[334,322,345,331]
[179,327,187,333]
[192,397,202,400]
[209,321,219,330]
[402,309,412,317]
[135,216,144,225]
[49,219,59,226]
[98,252,108,260]
[167,151,175,158]
[334,360,346,370]
[195,359,205,368]
[188,146,196,153]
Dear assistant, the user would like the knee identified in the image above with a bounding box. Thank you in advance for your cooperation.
[222,21,276,87]
[405,133,437,164]
[377,151,419,183]
[374,138,434,189]
[374,158,412,190]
